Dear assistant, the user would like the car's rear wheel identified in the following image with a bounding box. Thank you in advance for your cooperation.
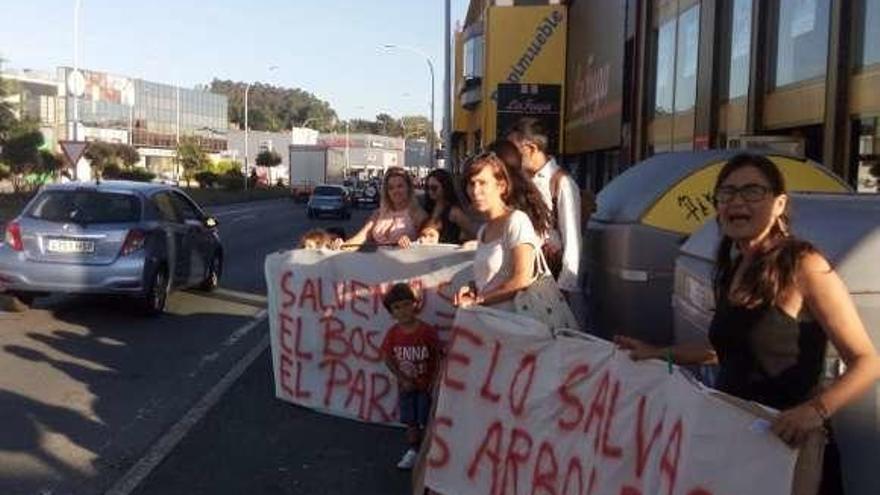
[138,266,168,317]
[199,254,222,292]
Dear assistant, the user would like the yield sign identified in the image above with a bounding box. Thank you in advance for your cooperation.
[60,140,89,166]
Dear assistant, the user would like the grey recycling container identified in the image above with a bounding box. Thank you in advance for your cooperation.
[586,150,848,345]
[674,192,880,495]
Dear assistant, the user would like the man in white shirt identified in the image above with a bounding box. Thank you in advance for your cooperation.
[507,118,586,323]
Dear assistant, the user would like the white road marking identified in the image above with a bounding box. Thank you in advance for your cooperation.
[104,313,270,495]
[225,214,258,225]
[212,288,268,305]
[187,309,268,378]
[211,200,294,219]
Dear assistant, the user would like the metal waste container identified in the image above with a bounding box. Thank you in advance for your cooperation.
[674,192,880,495]
[586,150,848,344]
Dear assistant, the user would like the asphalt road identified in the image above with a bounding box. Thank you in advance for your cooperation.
[0,198,385,495]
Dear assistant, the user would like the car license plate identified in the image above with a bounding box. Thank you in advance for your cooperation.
[47,238,95,254]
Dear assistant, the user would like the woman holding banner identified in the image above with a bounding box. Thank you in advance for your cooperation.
[616,153,880,493]
[418,169,476,244]
[335,167,427,249]
[456,146,551,311]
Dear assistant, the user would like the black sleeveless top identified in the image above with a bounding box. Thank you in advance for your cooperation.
[708,298,827,410]
[435,206,461,244]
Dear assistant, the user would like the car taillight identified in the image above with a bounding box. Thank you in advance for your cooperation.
[120,229,146,256]
[4,221,23,251]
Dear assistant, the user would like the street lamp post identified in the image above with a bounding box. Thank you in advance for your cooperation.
[175,85,180,183]
[70,0,83,180]
[383,44,435,168]
[244,82,251,191]
[244,66,278,190]
[344,121,350,180]
[123,80,135,146]
[444,0,453,171]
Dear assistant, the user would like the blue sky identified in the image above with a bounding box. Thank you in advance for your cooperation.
[0,0,470,128]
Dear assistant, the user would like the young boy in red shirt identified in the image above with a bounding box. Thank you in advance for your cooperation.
[380,282,440,470]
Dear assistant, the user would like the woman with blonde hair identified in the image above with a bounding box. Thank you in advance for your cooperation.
[337,167,427,248]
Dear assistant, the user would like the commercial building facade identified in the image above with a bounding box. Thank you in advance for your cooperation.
[562,0,880,193]
[452,0,568,170]
[1,70,66,151]
[57,67,228,180]
[454,0,880,193]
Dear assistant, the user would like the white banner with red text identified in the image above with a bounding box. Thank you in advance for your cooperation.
[265,246,473,424]
[423,306,798,495]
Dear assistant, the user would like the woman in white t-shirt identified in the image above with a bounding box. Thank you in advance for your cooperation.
[458,149,551,311]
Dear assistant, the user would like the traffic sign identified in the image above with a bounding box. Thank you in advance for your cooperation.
[67,69,85,97]
[60,140,88,167]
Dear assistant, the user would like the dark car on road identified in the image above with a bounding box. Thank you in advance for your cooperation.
[306,185,351,219]
[0,181,223,315]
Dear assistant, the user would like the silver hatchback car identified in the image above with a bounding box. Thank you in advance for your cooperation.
[0,181,223,315]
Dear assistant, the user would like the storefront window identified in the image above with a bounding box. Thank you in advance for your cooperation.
[674,5,700,111]
[654,19,676,115]
[857,0,880,67]
[854,118,879,193]
[727,0,752,99]
[774,0,831,87]
[463,35,484,80]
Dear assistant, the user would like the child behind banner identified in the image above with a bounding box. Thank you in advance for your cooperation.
[380,282,441,470]
[299,228,347,250]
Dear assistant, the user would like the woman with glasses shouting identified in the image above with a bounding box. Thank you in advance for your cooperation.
[418,169,476,244]
[616,153,880,493]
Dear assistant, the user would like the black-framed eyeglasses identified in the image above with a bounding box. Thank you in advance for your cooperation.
[427,184,440,192]
[714,184,773,204]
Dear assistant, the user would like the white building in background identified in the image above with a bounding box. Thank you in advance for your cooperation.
[4,67,230,182]
[225,130,298,185]
[317,133,405,180]
[1,69,66,150]
[291,127,319,146]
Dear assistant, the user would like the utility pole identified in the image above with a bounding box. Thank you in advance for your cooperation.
[444,0,453,171]
[244,83,251,191]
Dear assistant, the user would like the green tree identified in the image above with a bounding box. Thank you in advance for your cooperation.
[176,136,210,187]
[375,113,402,136]
[84,142,141,178]
[255,150,282,168]
[115,143,140,168]
[36,149,64,175]
[209,79,339,133]
[84,141,115,176]
[0,120,43,191]
[399,115,435,140]
[208,158,241,175]
[0,71,18,142]
[256,150,283,186]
